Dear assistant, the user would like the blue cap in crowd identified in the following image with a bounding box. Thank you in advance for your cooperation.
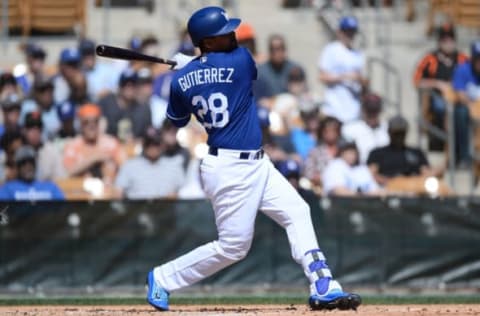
[339,16,359,32]
[471,40,480,59]
[57,101,76,121]
[60,47,81,64]
[119,68,138,87]
[257,106,270,128]
[129,36,142,52]
[277,159,301,179]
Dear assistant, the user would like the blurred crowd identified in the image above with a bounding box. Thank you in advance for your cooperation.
[0,12,477,201]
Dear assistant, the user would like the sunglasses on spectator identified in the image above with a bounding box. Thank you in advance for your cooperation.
[270,45,285,52]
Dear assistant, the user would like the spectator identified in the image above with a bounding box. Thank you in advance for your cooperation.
[236,22,256,56]
[55,101,76,140]
[174,27,196,57]
[452,40,480,166]
[115,126,186,199]
[21,77,61,140]
[254,34,304,99]
[161,120,190,171]
[22,112,66,181]
[318,16,368,123]
[367,116,434,185]
[0,73,20,100]
[0,145,64,201]
[290,107,320,160]
[136,68,165,129]
[15,43,47,95]
[322,142,380,196]
[235,22,265,63]
[342,93,389,163]
[260,106,290,163]
[98,69,150,140]
[0,93,22,136]
[305,116,342,186]
[276,159,322,214]
[0,130,23,182]
[53,47,89,106]
[413,23,468,151]
[79,38,120,102]
[63,104,126,185]
[136,36,164,75]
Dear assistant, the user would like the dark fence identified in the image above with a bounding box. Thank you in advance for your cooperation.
[0,198,479,291]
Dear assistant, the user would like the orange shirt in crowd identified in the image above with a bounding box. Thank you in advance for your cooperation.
[63,134,127,179]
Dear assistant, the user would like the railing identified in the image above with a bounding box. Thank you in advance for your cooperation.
[416,88,456,187]
[366,56,402,115]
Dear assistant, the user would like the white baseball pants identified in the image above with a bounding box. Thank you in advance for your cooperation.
[154,151,321,292]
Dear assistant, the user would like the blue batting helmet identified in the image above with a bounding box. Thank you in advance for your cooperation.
[187,6,241,47]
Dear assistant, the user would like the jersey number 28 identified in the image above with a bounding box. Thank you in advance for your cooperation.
[193,92,229,129]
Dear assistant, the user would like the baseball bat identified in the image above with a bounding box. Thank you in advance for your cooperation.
[96,45,177,67]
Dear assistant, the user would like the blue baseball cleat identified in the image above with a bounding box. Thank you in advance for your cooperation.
[146,270,170,311]
[308,279,361,311]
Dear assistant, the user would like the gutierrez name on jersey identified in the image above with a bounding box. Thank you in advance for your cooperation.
[178,67,235,92]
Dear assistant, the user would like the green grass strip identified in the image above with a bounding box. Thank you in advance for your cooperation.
[0,295,479,306]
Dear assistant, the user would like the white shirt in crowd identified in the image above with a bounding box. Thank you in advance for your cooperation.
[20,99,61,141]
[322,158,379,195]
[150,95,168,129]
[86,62,121,102]
[318,41,365,123]
[342,120,390,164]
[115,155,186,199]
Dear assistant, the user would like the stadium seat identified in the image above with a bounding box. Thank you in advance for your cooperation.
[454,0,480,29]
[386,175,451,196]
[26,0,86,35]
[0,0,27,35]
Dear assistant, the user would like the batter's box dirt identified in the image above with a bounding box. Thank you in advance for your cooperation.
[1,304,480,315]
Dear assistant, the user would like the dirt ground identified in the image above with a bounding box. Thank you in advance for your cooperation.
[1,305,480,316]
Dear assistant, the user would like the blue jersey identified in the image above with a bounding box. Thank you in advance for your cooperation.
[167,47,262,150]
[0,180,65,201]
[452,62,480,101]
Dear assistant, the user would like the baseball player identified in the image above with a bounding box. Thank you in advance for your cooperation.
[146,6,361,311]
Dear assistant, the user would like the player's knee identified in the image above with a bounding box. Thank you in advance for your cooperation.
[218,235,253,261]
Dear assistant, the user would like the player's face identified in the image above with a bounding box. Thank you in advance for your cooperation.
[203,32,238,53]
